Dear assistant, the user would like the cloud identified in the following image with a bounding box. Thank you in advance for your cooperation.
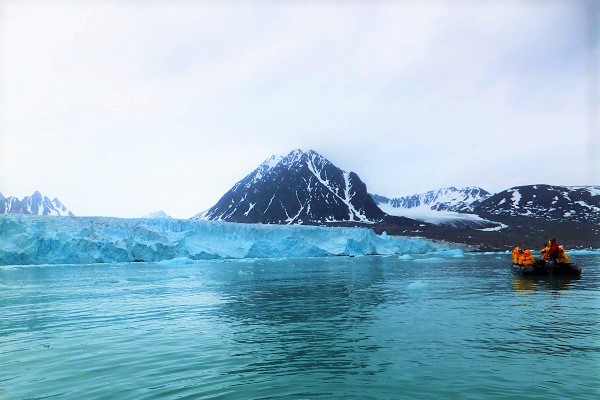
[0,1,595,217]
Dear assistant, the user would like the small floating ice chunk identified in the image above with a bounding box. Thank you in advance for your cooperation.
[407,280,429,290]
[157,257,195,266]
[429,249,465,258]
[414,257,446,263]
[398,254,413,260]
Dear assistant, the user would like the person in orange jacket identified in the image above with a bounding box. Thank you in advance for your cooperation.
[547,238,560,264]
[519,249,536,266]
[512,246,521,264]
[512,246,536,266]
[558,245,570,263]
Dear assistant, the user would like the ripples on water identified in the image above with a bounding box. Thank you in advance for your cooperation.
[1,255,599,399]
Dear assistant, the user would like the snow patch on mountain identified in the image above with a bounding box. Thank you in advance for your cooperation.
[378,203,497,228]
[476,223,509,232]
[371,186,491,213]
[510,189,522,207]
[585,187,600,197]
[371,186,497,228]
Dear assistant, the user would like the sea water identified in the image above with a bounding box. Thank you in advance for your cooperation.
[1,254,599,399]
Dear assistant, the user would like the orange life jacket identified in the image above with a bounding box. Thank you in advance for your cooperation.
[512,247,521,264]
[519,249,536,266]
[558,246,570,263]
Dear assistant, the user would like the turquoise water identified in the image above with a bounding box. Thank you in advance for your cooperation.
[1,254,599,399]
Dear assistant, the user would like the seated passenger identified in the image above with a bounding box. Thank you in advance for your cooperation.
[540,241,551,259]
[519,249,537,266]
[512,246,521,264]
[547,238,561,264]
[558,245,570,263]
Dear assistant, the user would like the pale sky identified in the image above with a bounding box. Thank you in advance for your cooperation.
[0,1,598,218]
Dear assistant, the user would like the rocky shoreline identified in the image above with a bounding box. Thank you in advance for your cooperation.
[430,214,598,252]
[324,214,599,253]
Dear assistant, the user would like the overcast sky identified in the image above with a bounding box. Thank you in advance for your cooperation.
[0,0,598,218]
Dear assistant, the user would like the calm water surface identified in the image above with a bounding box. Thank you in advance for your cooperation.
[1,254,599,399]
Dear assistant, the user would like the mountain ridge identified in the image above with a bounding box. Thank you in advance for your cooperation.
[473,184,600,224]
[371,186,491,213]
[0,191,74,216]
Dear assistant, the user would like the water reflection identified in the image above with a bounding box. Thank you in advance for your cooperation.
[512,275,580,292]
[512,277,535,291]
[212,257,389,377]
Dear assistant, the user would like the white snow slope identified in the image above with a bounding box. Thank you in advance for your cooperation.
[378,204,500,229]
[0,215,454,265]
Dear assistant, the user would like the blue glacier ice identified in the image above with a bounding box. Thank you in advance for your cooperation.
[0,215,456,265]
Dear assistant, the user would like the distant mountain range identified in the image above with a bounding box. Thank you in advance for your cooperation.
[194,149,385,224]
[370,184,600,227]
[194,149,599,231]
[4,151,598,248]
[371,186,490,213]
[0,191,74,216]
[371,187,494,229]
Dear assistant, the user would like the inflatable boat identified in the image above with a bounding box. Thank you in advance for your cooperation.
[512,260,581,277]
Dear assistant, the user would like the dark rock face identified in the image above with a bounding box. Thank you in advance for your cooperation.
[194,149,386,224]
[0,191,74,216]
[371,187,491,212]
[474,185,600,224]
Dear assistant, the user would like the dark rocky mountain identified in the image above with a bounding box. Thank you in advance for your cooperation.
[473,185,600,224]
[371,186,491,212]
[193,149,386,224]
[0,191,74,216]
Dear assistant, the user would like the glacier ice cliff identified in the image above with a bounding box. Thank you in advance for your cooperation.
[0,215,454,265]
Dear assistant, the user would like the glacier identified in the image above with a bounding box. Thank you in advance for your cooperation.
[0,215,455,265]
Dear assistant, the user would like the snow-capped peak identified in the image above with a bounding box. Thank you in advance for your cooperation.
[264,149,324,169]
[371,186,491,213]
[235,149,328,191]
[261,154,284,169]
[0,191,74,216]
[194,149,384,224]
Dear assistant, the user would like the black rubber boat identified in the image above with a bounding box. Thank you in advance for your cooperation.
[512,260,582,277]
